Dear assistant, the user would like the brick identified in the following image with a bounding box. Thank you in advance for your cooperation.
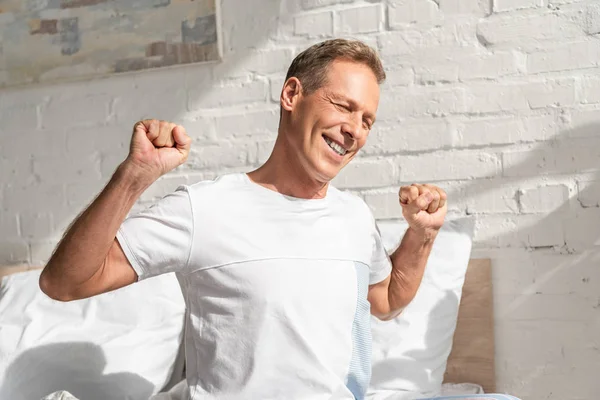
[332,159,397,189]
[474,214,564,248]
[379,23,476,57]
[66,124,131,154]
[406,87,468,117]
[189,80,268,110]
[338,4,382,34]
[458,51,521,81]
[179,116,217,142]
[493,0,543,12]
[502,148,555,178]
[513,214,565,248]
[466,84,530,114]
[400,151,501,182]
[577,179,600,207]
[439,0,491,15]
[294,11,334,37]
[477,13,582,46]
[19,213,54,239]
[213,49,294,79]
[414,63,459,84]
[0,105,39,133]
[187,141,256,170]
[363,189,402,219]
[521,115,558,142]
[3,184,65,213]
[554,141,600,174]
[505,141,600,177]
[65,181,104,207]
[567,109,600,138]
[473,215,518,247]
[523,79,576,109]
[301,0,353,10]
[519,185,569,213]
[585,3,600,35]
[214,108,279,140]
[42,94,110,129]
[388,1,441,27]
[464,182,520,214]
[140,175,189,202]
[5,129,68,160]
[580,76,600,104]
[527,41,600,74]
[0,240,30,264]
[456,115,556,147]
[34,153,102,184]
[383,66,414,86]
[492,251,600,296]
[566,208,600,250]
[364,121,453,155]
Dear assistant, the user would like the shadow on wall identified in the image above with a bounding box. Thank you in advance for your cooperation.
[443,122,600,399]
[0,342,153,400]
[43,0,288,251]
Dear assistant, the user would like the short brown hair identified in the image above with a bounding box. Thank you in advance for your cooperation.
[285,39,386,95]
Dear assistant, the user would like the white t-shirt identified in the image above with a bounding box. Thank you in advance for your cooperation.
[116,173,392,400]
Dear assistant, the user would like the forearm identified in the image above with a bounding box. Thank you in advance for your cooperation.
[40,162,151,296]
[387,227,437,312]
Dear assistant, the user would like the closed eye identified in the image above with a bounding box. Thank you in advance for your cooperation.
[333,102,351,113]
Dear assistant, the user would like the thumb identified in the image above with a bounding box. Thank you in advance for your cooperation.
[172,125,191,152]
[402,192,434,214]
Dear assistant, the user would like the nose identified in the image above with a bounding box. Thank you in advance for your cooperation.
[341,120,360,140]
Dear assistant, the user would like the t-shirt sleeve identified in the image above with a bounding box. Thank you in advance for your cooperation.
[370,220,393,285]
[116,186,193,281]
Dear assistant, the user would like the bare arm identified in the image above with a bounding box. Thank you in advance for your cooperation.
[40,120,191,301]
[368,184,447,320]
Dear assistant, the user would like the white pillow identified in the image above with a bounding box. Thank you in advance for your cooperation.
[368,217,475,399]
[0,270,186,400]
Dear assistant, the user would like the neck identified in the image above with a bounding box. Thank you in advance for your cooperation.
[248,135,329,200]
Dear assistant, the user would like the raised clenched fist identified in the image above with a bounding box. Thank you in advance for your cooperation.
[124,119,192,184]
[399,183,447,236]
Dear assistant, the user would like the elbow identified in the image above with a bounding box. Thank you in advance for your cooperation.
[373,310,403,322]
[371,302,405,321]
[39,267,76,302]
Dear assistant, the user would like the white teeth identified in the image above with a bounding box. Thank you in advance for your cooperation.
[324,137,347,156]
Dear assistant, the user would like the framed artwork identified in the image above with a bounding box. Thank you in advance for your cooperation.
[0,0,221,88]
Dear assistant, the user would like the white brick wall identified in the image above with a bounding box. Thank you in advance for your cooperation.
[1,0,599,398]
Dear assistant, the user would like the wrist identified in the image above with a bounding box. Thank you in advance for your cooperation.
[406,226,439,244]
[113,160,156,194]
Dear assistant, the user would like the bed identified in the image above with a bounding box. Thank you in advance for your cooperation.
[0,257,495,400]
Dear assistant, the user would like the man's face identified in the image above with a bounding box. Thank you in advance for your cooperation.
[282,59,380,183]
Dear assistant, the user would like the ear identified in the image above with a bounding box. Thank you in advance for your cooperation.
[280,77,302,112]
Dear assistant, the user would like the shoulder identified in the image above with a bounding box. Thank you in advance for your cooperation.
[185,173,246,198]
[328,185,375,223]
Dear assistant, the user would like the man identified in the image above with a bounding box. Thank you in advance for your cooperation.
[40,39,447,399]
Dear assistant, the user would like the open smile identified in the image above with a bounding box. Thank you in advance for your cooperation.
[323,136,348,156]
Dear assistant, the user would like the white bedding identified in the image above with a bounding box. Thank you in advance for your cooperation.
[40,381,484,400]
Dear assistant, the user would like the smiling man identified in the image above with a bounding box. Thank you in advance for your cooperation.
[40,39,447,399]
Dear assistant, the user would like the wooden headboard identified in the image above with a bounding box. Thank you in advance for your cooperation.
[1,260,495,391]
[444,258,495,393]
